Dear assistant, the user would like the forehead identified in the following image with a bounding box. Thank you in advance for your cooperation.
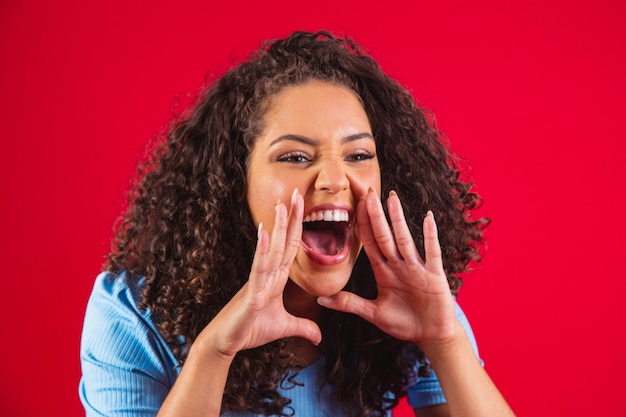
[259,80,371,140]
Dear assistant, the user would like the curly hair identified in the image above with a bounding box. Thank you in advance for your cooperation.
[106,31,488,416]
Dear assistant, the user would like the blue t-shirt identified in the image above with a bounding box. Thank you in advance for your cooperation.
[79,271,481,416]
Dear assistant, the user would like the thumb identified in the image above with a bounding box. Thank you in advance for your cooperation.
[317,291,376,323]
[289,317,323,346]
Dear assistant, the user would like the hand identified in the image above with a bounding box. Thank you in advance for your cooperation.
[318,188,458,347]
[197,189,322,359]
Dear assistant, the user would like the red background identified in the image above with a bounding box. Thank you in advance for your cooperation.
[1,0,625,416]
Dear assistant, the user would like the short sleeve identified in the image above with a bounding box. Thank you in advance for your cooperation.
[79,272,179,417]
[405,300,482,408]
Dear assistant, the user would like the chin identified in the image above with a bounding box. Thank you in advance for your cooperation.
[307,280,349,297]
[290,258,354,297]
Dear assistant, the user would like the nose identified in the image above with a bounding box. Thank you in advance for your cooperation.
[314,160,350,193]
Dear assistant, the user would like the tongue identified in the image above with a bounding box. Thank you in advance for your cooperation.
[302,228,339,256]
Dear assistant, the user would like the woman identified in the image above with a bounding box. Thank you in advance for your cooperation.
[80,31,514,417]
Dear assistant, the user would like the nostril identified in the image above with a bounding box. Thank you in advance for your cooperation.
[314,171,350,193]
[315,159,350,192]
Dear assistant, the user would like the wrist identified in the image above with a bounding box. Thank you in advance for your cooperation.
[417,319,468,363]
[189,329,237,367]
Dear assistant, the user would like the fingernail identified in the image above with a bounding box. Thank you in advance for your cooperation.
[291,188,298,206]
[275,199,281,213]
[389,190,397,197]
[257,222,263,240]
[427,210,434,219]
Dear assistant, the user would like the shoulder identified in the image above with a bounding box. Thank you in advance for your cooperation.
[81,271,178,372]
[79,271,179,416]
[82,271,154,346]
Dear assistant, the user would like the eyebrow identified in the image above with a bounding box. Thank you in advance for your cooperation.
[269,132,374,147]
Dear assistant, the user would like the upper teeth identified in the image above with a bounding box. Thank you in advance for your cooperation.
[304,209,349,222]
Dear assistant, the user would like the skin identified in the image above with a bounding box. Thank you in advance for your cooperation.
[157,81,515,417]
[246,81,381,313]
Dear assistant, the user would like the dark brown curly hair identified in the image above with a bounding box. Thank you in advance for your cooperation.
[106,30,488,416]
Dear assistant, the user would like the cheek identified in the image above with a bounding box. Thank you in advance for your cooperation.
[247,177,292,226]
[372,171,382,193]
[351,167,381,197]
[372,165,382,194]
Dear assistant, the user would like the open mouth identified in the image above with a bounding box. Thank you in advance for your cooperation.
[301,208,351,264]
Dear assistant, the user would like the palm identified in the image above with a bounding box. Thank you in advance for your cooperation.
[201,193,321,358]
[318,189,457,346]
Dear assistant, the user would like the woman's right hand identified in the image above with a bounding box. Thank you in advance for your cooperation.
[196,189,322,360]
[158,190,321,417]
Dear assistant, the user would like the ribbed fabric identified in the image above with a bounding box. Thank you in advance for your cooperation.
[221,357,364,417]
[79,272,179,416]
[79,271,481,416]
[405,302,483,408]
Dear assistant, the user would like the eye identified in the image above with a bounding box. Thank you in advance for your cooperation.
[277,151,311,163]
[346,150,376,162]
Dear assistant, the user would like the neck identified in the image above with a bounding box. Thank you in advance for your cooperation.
[283,279,322,321]
[285,337,322,367]
[283,279,323,366]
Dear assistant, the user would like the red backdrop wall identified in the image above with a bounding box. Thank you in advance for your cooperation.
[1,1,624,416]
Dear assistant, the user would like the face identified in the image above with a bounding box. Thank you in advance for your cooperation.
[246,80,381,298]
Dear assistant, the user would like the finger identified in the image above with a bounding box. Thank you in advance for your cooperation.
[285,316,323,346]
[248,223,270,292]
[317,291,377,324]
[423,211,445,275]
[281,188,303,270]
[386,191,424,268]
[356,196,386,268]
[267,201,289,272]
[364,188,402,261]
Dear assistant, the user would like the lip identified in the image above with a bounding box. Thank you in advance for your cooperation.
[301,203,354,266]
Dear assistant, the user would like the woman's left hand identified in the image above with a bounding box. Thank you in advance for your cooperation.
[317,188,459,347]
